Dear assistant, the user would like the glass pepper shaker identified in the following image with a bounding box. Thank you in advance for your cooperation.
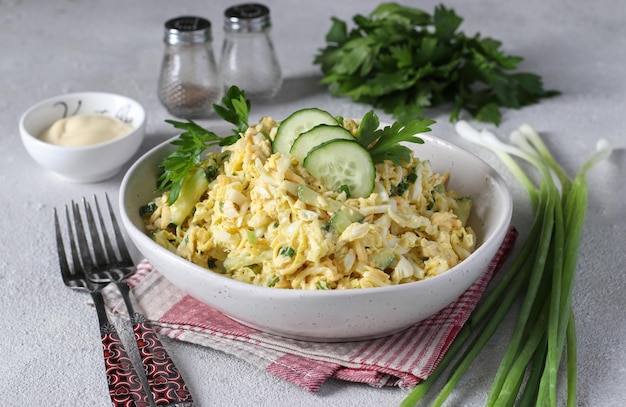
[157,16,223,119]
[219,3,282,102]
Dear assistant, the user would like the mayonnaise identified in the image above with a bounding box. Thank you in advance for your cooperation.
[38,115,134,147]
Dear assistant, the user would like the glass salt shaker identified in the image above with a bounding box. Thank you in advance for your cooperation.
[157,16,223,119]
[219,3,282,101]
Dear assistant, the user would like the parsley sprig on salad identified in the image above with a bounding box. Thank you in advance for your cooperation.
[314,3,558,125]
[156,85,434,208]
[358,110,433,166]
[156,87,250,205]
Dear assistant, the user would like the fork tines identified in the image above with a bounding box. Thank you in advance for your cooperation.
[54,205,85,290]
[61,195,130,283]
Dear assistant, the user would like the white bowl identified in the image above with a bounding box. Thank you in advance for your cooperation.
[119,132,512,342]
[19,92,146,183]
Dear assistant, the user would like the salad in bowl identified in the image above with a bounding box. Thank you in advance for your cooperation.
[141,88,475,291]
[120,87,511,340]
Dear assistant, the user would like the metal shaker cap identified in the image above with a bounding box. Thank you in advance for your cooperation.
[224,3,271,32]
[164,16,212,44]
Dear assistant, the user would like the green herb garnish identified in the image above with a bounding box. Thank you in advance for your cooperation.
[338,184,351,197]
[357,110,432,165]
[315,3,558,125]
[391,180,410,197]
[316,281,330,290]
[213,85,251,142]
[278,246,296,257]
[139,202,158,216]
[157,86,250,204]
[267,276,280,287]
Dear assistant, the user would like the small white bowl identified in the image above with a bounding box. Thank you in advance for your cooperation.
[19,92,146,183]
[120,132,512,342]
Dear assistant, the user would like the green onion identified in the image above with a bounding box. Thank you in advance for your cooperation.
[400,121,612,406]
[246,230,257,243]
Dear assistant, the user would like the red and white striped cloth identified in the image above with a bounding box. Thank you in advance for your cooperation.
[111,226,516,392]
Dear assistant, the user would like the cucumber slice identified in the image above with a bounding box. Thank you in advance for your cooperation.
[297,185,364,222]
[169,167,209,225]
[223,251,273,271]
[303,139,375,198]
[369,249,395,270]
[273,108,338,155]
[329,209,353,233]
[290,124,354,164]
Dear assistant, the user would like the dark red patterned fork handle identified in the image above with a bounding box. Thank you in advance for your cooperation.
[90,290,151,407]
[101,329,151,407]
[133,320,193,405]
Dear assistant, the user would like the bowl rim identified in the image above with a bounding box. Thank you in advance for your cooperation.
[120,131,513,299]
[19,91,146,151]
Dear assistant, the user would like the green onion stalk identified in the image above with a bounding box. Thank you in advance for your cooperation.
[399,122,612,407]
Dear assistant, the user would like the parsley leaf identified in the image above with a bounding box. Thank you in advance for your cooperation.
[279,247,296,257]
[314,3,559,126]
[156,119,222,204]
[157,86,251,204]
[316,281,330,290]
[338,184,352,197]
[212,86,251,143]
[268,276,279,287]
[357,110,433,165]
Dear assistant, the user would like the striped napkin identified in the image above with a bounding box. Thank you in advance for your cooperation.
[110,226,516,392]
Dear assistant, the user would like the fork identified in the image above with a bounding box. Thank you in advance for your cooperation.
[55,202,151,407]
[81,195,193,407]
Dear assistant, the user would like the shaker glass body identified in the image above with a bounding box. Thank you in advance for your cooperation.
[157,16,223,119]
[219,4,282,102]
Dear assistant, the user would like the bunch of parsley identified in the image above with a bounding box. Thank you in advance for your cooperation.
[314,3,558,125]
